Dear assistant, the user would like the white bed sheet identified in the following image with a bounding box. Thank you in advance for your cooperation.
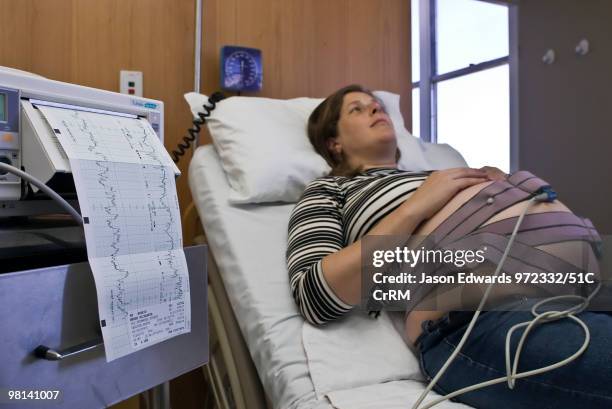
[190,145,324,409]
[188,145,472,409]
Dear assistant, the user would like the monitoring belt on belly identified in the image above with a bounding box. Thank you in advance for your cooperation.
[405,171,602,307]
[410,171,604,409]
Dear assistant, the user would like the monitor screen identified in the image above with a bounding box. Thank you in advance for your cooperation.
[0,93,6,122]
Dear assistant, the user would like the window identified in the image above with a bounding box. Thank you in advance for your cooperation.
[412,0,516,173]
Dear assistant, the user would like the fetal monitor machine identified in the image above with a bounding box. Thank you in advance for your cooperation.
[0,66,176,215]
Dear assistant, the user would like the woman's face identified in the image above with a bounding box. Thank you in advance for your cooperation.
[331,92,397,167]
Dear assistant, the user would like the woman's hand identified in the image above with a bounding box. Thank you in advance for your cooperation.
[479,166,508,181]
[404,168,490,220]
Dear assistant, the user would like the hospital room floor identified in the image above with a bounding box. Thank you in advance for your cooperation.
[108,369,211,409]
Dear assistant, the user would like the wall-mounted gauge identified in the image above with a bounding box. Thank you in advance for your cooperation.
[220,46,263,92]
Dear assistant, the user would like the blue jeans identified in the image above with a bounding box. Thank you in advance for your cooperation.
[415,298,612,408]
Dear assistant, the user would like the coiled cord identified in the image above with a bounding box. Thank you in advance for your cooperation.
[171,91,225,163]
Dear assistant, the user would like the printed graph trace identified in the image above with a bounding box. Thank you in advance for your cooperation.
[38,106,190,362]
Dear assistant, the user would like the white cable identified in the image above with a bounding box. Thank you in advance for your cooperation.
[0,162,83,225]
[411,193,600,409]
[410,195,537,409]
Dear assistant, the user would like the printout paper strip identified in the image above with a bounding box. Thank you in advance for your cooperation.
[38,105,190,362]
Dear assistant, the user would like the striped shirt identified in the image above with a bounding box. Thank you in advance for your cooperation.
[286,167,432,325]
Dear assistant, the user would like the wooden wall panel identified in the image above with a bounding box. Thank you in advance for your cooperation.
[0,0,196,216]
[28,0,74,81]
[1,2,200,406]
[200,0,412,130]
[1,0,410,222]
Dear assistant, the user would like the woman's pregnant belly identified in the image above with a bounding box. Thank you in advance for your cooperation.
[404,180,572,345]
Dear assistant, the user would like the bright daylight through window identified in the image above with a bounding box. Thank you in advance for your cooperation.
[412,0,511,172]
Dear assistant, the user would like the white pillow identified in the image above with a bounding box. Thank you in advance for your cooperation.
[421,141,469,169]
[185,93,327,203]
[184,91,467,204]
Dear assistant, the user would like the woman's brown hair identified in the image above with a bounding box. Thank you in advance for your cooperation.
[307,84,400,177]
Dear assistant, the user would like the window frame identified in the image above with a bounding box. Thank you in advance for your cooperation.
[413,0,519,172]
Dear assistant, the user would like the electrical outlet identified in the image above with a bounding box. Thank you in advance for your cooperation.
[120,70,143,96]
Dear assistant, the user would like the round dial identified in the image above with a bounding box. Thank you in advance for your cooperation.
[224,51,259,89]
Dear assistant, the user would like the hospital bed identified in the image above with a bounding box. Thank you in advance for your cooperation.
[184,92,475,409]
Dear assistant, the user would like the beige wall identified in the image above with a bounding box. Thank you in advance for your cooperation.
[517,0,612,232]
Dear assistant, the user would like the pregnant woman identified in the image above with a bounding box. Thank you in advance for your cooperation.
[286,84,611,408]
